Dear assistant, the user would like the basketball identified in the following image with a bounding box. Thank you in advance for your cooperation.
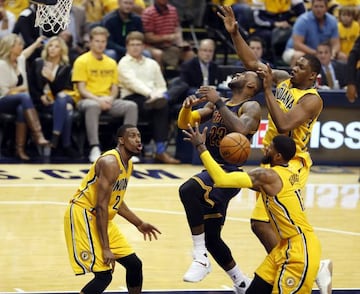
[219,132,251,165]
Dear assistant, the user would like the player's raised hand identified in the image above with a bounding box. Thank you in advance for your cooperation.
[183,122,208,149]
[217,6,238,35]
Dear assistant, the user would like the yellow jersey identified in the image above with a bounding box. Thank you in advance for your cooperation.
[261,164,314,240]
[70,149,133,220]
[263,79,321,164]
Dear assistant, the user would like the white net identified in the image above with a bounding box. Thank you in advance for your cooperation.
[35,0,73,34]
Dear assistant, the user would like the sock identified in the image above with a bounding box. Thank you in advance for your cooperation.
[227,264,247,286]
[156,142,166,154]
[192,232,207,254]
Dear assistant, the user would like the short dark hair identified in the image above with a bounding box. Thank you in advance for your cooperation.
[303,54,322,75]
[272,135,296,161]
[116,124,137,137]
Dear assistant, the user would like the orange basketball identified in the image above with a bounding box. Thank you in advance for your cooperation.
[219,132,251,165]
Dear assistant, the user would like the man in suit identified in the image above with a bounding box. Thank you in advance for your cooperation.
[316,41,347,89]
[167,38,218,107]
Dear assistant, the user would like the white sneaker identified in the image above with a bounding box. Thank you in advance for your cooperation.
[315,259,333,294]
[233,276,252,294]
[89,146,101,163]
[183,252,211,283]
[132,156,140,163]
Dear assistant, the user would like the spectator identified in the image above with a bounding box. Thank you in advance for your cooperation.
[0,34,49,161]
[252,0,306,63]
[12,4,55,65]
[72,26,138,163]
[118,31,180,164]
[73,0,145,29]
[236,36,273,67]
[346,35,360,102]
[0,0,16,39]
[316,41,348,89]
[141,0,195,69]
[4,0,28,19]
[282,0,341,67]
[72,0,118,29]
[102,0,144,62]
[65,5,89,57]
[29,36,79,158]
[337,5,360,61]
[167,38,218,107]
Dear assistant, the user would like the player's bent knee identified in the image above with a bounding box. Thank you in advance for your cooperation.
[179,179,202,202]
[81,270,112,294]
[117,253,143,287]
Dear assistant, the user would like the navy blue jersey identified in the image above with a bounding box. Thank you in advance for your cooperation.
[203,99,253,165]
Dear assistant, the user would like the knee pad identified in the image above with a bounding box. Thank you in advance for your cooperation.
[117,253,143,288]
[246,273,272,294]
[81,270,112,294]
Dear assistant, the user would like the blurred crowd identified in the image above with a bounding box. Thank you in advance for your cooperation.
[0,0,359,163]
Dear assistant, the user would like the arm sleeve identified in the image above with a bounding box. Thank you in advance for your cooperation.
[177,107,201,129]
[200,151,253,188]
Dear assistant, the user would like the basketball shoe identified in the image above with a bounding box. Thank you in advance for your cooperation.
[233,276,252,294]
[183,252,211,282]
[315,259,333,294]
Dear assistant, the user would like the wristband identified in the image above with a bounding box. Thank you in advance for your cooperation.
[214,99,225,109]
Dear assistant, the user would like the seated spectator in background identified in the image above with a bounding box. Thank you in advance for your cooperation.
[316,41,347,89]
[141,0,194,69]
[29,36,79,158]
[236,36,273,67]
[72,0,118,30]
[4,0,28,19]
[337,5,360,61]
[58,30,82,65]
[0,0,16,39]
[346,35,360,102]
[102,0,144,62]
[73,0,145,30]
[72,26,138,163]
[118,31,180,164]
[66,5,89,57]
[0,34,49,161]
[12,4,55,65]
[252,0,306,63]
[282,0,341,66]
[168,38,218,107]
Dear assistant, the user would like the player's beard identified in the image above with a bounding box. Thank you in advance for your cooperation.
[228,79,244,90]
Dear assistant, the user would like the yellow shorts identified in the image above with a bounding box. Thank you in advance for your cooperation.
[251,157,310,222]
[256,232,321,293]
[64,203,134,275]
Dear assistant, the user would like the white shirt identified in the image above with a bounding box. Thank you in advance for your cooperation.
[118,54,167,98]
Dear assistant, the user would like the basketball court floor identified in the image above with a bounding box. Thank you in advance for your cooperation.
[0,163,359,293]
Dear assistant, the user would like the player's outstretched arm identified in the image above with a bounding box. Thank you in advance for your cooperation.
[217,6,266,72]
[183,123,253,188]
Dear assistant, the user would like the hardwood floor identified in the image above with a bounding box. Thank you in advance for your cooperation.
[1,163,359,293]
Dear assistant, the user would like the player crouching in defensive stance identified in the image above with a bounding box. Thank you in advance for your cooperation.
[184,122,322,294]
[64,124,161,294]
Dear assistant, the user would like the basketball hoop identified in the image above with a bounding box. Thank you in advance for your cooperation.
[34,0,73,34]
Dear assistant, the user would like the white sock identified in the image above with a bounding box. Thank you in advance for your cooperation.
[227,264,247,285]
[192,232,206,254]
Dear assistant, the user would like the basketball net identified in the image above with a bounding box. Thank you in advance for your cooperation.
[35,0,73,34]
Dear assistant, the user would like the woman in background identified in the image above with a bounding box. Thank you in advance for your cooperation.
[0,33,49,161]
[30,36,78,158]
